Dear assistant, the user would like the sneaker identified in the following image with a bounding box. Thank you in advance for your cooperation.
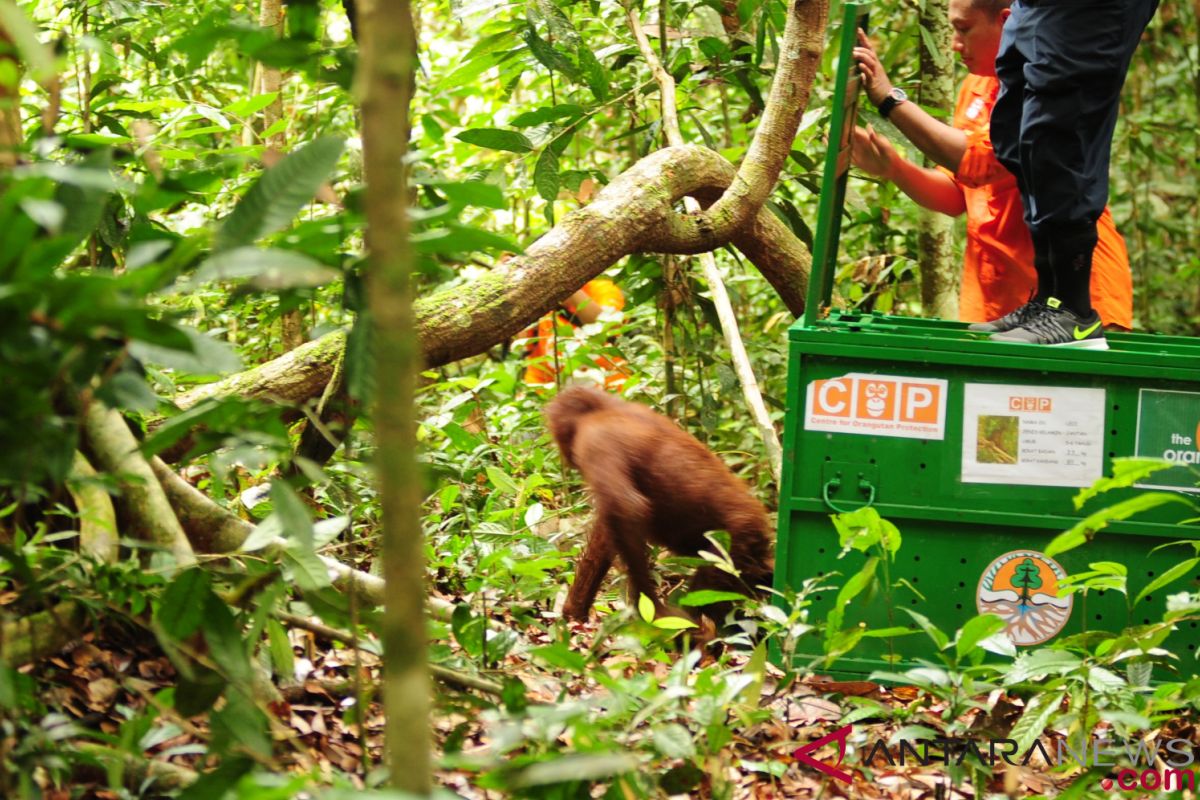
[989,298,1108,350]
[967,298,1046,333]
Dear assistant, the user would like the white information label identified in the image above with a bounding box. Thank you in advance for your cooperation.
[961,383,1106,488]
[804,373,948,440]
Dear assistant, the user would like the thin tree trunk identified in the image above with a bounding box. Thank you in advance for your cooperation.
[258,0,306,350]
[0,27,21,166]
[916,0,958,319]
[356,0,431,793]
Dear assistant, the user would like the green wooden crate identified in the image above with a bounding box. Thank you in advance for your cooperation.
[774,3,1200,673]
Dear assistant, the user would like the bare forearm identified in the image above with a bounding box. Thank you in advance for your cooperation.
[886,157,966,217]
[886,102,967,173]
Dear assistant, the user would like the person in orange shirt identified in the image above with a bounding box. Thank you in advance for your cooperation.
[522,278,629,391]
[849,0,1132,347]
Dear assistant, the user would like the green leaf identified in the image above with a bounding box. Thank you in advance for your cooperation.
[222,92,281,117]
[505,753,639,789]
[271,481,314,549]
[653,723,696,759]
[0,1,55,80]
[522,26,581,80]
[215,136,345,251]
[509,104,584,127]
[1046,492,1192,557]
[424,180,506,209]
[155,568,212,639]
[679,590,748,607]
[455,127,533,153]
[266,618,294,680]
[486,466,519,495]
[902,608,950,650]
[955,614,1007,660]
[194,247,340,290]
[1074,458,1176,509]
[201,594,253,686]
[1134,558,1199,606]
[917,24,949,70]
[282,546,332,593]
[638,593,655,622]
[533,148,560,202]
[652,615,698,630]
[529,642,587,672]
[576,44,610,102]
[1009,691,1064,754]
[1006,650,1082,684]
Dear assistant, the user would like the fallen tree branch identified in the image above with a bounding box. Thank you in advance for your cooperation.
[276,610,508,696]
[0,600,86,665]
[66,451,118,563]
[72,742,198,791]
[173,330,347,412]
[83,404,196,567]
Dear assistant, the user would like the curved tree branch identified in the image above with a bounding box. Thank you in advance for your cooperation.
[625,2,783,483]
[659,0,828,249]
[84,403,196,567]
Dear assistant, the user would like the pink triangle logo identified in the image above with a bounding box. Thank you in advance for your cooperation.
[794,725,854,784]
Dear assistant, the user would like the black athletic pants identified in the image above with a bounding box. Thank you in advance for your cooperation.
[991,0,1158,317]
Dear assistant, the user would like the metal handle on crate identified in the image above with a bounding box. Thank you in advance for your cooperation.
[821,475,877,513]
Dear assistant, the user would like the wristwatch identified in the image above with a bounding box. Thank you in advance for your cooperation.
[877,87,908,119]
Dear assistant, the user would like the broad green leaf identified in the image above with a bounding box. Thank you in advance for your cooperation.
[679,589,747,607]
[955,614,1007,660]
[239,515,283,553]
[902,608,950,650]
[194,247,340,290]
[576,44,610,101]
[1006,649,1081,684]
[455,127,533,153]
[266,618,294,680]
[1046,492,1192,557]
[271,481,314,548]
[530,643,587,672]
[222,92,281,117]
[533,148,560,202]
[215,136,344,251]
[411,223,519,255]
[282,546,332,593]
[425,180,506,209]
[522,26,581,80]
[653,723,696,759]
[155,568,212,639]
[638,593,655,622]
[201,594,253,686]
[1074,458,1176,509]
[652,615,698,630]
[1134,558,1199,606]
[1009,692,1065,754]
[510,104,584,127]
[0,1,55,80]
[486,466,519,495]
[506,753,639,789]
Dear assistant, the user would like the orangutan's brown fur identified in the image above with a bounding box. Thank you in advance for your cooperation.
[546,386,774,622]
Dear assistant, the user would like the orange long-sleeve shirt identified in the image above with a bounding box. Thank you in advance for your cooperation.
[523,278,627,390]
[948,74,1133,328]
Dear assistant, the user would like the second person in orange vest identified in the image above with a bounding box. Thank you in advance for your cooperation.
[849,0,1132,344]
[522,278,629,392]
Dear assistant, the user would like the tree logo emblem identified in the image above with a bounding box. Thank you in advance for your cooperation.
[976,550,1072,646]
